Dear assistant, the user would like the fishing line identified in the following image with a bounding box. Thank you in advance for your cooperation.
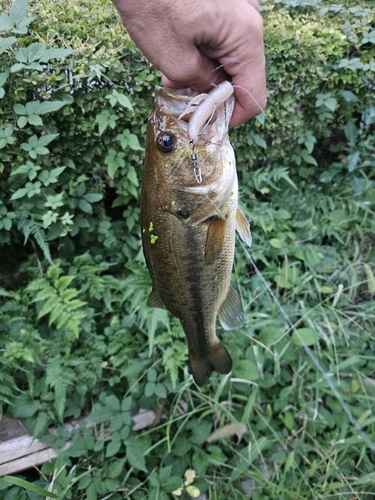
[236,235,375,452]
[210,60,267,118]
[199,185,375,451]
[196,78,372,448]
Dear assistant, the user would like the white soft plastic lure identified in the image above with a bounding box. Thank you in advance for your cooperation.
[183,81,235,141]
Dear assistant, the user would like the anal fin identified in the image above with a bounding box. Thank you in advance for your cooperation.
[218,285,245,331]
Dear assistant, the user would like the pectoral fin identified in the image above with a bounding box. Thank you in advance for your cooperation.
[218,285,245,330]
[236,206,252,246]
[205,217,227,264]
[147,288,166,309]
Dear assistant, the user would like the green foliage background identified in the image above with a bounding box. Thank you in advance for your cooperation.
[0,0,374,498]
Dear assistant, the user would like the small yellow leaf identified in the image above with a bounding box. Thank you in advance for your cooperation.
[206,422,247,442]
[186,485,201,498]
[184,469,196,486]
[364,264,375,294]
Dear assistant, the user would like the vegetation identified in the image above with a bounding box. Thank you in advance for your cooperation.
[0,0,374,498]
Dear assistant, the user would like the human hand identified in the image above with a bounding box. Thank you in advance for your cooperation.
[112,0,266,127]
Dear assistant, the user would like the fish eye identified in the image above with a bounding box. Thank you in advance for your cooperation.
[157,133,176,153]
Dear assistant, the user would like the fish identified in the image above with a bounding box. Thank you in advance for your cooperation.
[140,81,252,387]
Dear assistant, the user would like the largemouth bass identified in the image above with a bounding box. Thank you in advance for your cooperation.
[141,82,252,386]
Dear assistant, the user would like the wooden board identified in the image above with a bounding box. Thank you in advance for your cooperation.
[0,409,156,477]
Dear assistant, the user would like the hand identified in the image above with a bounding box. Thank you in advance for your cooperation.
[112,0,266,127]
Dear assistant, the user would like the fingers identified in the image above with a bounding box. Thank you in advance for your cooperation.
[161,50,227,94]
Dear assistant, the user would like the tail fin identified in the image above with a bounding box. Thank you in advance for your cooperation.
[189,341,233,387]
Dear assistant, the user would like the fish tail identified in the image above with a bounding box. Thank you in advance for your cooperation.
[189,341,233,387]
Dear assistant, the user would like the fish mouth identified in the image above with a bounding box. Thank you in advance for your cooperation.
[153,85,235,145]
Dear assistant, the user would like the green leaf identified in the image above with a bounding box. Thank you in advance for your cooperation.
[324,97,338,112]
[17,115,28,128]
[10,62,25,72]
[26,42,46,62]
[0,35,17,54]
[345,122,357,146]
[39,47,74,62]
[234,359,260,381]
[10,187,29,200]
[126,436,148,472]
[38,133,59,147]
[285,450,295,472]
[38,101,67,115]
[347,151,360,172]
[0,71,8,87]
[253,134,267,149]
[259,326,284,345]
[84,192,103,203]
[3,476,59,498]
[291,328,317,346]
[28,115,43,126]
[116,93,133,110]
[9,0,28,24]
[106,436,122,457]
[127,133,143,151]
[341,90,358,103]
[269,238,283,249]
[0,15,14,32]
[79,199,92,213]
[127,166,139,186]
[11,394,40,418]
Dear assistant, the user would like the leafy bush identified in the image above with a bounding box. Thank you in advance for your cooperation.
[0,0,374,498]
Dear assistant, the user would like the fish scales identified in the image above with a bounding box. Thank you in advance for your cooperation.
[141,84,251,386]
